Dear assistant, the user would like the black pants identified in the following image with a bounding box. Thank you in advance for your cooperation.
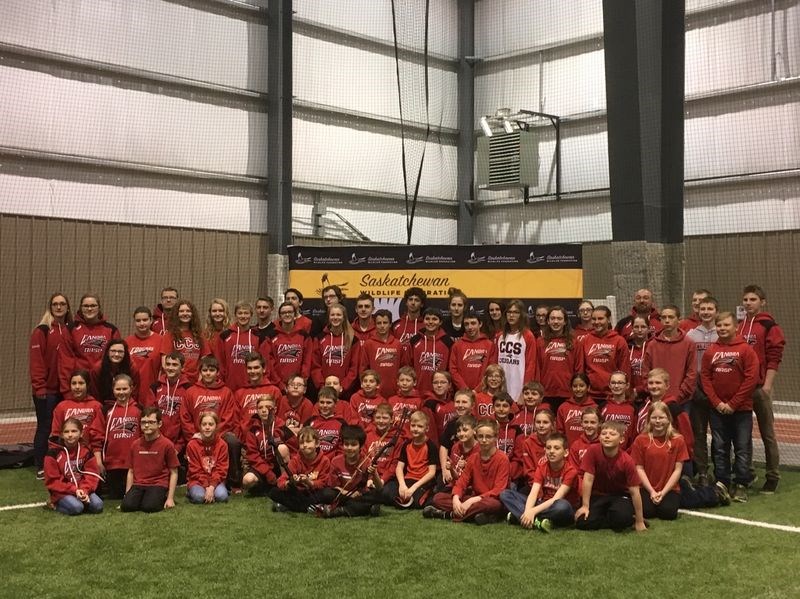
[33,394,61,469]
[380,479,433,509]
[268,486,333,513]
[575,495,634,531]
[121,485,168,513]
[641,489,680,520]
[101,469,128,500]
[222,432,243,487]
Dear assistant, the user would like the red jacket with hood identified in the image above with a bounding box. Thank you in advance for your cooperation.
[235,378,284,440]
[311,328,359,392]
[244,413,296,485]
[643,329,697,404]
[448,333,496,391]
[217,325,261,392]
[145,375,192,453]
[614,307,663,340]
[359,332,409,398]
[30,321,69,396]
[44,439,102,503]
[59,313,120,393]
[736,312,786,385]
[700,335,760,411]
[181,378,237,440]
[408,329,453,396]
[265,325,312,389]
[185,434,229,488]
[576,330,630,402]
[537,334,578,398]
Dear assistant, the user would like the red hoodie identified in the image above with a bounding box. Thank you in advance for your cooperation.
[701,336,760,411]
[266,326,313,389]
[352,318,376,343]
[349,390,385,426]
[244,413,296,486]
[125,333,161,402]
[627,340,649,400]
[643,329,697,404]
[408,330,453,396]
[160,330,211,384]
[576,329,630,402]
[679,314,701,333]
[51,395,105,451]
[185,434,229,488]
[448,333,496,391]
[615,307,664,339]
[30,322,69,396]
[392,315,424,344]
[217,326,260,392]
[359,332,408,398]
[96,401,141,470]
[556,398,598,447]
[736,312,786,385]
[311,329,359,392]
[151,304,169,335]
[43,440,102,503]
[600,400,635,450]
[59,314,120,393]
[181,379,237,440]
[453,450,510,500]
[277,450,331,491]
[364,421,403,483]
[144,375,192,453]
[537,335,578,398]
[234,379,284,440]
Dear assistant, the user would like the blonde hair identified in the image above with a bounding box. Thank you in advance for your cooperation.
[642,401,678,448]
[480,364,507,394]
[205,298,231,338]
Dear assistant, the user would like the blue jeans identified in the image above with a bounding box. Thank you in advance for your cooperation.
[56,494,103,515]
[709,409,753,487]
[187,484,229,504]
[500,489,575,527]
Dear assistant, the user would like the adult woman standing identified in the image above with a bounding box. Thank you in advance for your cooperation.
[537,306,578,414]
[160,300,210,383]
[58,293,120,394]
[311,304,358,398]
[482,300,505,340]
[30,293,72,479]
[442,288,468,341]
[204,298,231,363]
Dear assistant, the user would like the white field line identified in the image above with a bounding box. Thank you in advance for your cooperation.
[678,509,800,533]
[0,501,46,511]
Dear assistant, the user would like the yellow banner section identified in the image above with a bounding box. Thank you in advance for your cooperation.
[288,269,583,299]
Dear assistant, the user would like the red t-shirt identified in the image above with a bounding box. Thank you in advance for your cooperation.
[533,459,580,508]
[399,439,437,480]
[129,434,180,487]
[580,443,639,496]
[630,433,689,493]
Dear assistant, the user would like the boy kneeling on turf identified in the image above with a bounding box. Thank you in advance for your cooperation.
[242,394,294,495]
[122,407,179,513]
[381,410,437,508]
[501,432,578,531]
[424,418,510,525]
[319,424,383,517]
[575,420,646,532]
[268,426,331,513]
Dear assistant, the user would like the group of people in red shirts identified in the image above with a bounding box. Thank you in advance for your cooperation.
[32,282,785,528]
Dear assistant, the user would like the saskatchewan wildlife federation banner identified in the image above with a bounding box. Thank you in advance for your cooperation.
[287,245,583,322]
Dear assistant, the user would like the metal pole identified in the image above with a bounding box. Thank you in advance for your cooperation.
[456,0,475,245]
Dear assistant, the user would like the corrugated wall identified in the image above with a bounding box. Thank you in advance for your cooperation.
[1,214,269,412]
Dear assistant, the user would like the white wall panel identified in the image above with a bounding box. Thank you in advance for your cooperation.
[475,196,613,244]
[293,119,457,201]
[294,34,457,127]
[685,95,800,178]
[294,0,458,57]
[685,179,800,235]
[0,173,267,233]
[475,48,606,119]
[1,0,268,91]
[476,0,603,58]
[0,66,267,176]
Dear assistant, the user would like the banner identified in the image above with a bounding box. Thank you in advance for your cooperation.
[287,245,583,321]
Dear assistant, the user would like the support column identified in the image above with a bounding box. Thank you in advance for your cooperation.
[267,0,293,292]
[456,0,475,245]
[603,0,687,308]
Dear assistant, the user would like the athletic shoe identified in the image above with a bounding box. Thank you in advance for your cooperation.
[761,479,779,494]
[422,505,450,519]
[732,484,748,503]
[714,481,732,506]
[36,470,45,481]
[271,502,288,512]
[473,513,500,526]
[230,487,243,495]
[680,475,696,493]
[369,504,382,517]
[506,512,519,525]
[534,518,552,533]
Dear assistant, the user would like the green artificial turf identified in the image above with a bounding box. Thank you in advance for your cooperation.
[2,467,799,599]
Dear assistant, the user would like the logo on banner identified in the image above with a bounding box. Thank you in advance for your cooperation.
[406,252,425,265]
[349,253,367,265]
[527,252,546,264]
[295,252,312,265]
[468,252,487,265]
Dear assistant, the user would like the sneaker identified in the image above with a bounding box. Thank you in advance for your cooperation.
[422,505,449,520]
[732,484,748,503]
[714,481,732,506]
[696,473,709,487]
[369,504,382,517]
[473,513,500,526]
[680,475,696,493]
[761,479,779,494]
[230,487,243,495]
[506,512,519,525]
[36,470,45,481]
[271,502,288,512]
[534,518,552,533]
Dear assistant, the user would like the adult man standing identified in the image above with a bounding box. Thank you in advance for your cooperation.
[614,288,664,339]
